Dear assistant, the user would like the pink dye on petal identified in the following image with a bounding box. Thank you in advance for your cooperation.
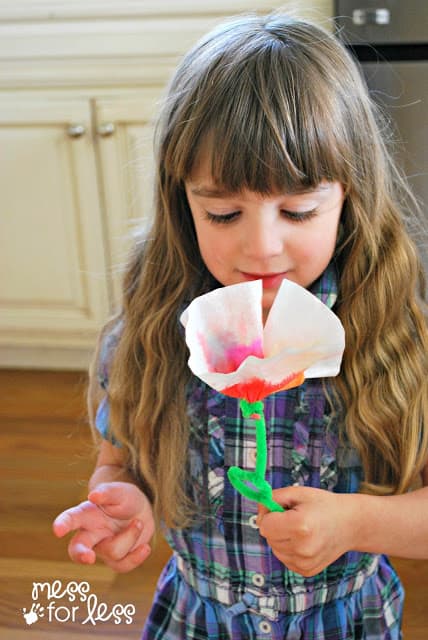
[197,333,263,373]
[221,339,264,372]
[222,371,305,402]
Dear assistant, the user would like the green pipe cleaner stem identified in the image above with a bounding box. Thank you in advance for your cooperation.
[227,398,284,512]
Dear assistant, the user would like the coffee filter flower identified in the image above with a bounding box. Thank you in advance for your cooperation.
[180,278,345,513]
[180,278,344,402]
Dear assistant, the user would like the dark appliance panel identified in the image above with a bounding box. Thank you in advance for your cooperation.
[335,1,428,272]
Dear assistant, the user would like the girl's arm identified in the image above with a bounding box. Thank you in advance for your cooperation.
[53,440,155,572]
[349,463,428,559]
[88,438,136,488]
[257,464,428,576]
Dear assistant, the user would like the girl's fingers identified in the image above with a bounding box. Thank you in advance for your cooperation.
[53,503,94,537]
[53,512,74,538]
[94,519,145,562]
[88,482,146,518]
[257,503,269,520]
[68,528,108,564]
[88,483,123,507]
[69,542,96,565]
[104,544,151,574]
[53,500,108,538]
[53,487,155,570]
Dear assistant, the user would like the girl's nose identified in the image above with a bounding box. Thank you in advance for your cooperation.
[241,214,284,260]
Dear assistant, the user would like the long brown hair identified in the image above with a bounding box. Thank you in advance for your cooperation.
[89,13,428,527]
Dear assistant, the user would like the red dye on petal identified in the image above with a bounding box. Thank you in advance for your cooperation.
[222,371,305,402]
[222,378,269,402]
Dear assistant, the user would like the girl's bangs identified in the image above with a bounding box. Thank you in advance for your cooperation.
[174,71,345,195]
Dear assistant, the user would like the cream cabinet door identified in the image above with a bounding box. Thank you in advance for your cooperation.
[0,96,110,357]
[94,90,161,306]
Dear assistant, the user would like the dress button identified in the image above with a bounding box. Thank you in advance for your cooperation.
[251,573,265,587]
[248,448,257,464]
[259,620,272,634]
[248,514,259,529]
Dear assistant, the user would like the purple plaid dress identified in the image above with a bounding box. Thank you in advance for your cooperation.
[96,267,404,639]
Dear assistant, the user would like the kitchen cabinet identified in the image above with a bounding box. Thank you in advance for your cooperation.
[0,89,160,368]
[0,96,107,359]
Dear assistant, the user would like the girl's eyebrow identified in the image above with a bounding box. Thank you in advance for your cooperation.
[190,185,330,198]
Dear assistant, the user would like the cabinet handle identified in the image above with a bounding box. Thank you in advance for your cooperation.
[97,122,116,137]
[352,8,390,25]
[67,123,86,138]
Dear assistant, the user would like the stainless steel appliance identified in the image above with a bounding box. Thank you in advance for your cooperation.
[335,0,428,272]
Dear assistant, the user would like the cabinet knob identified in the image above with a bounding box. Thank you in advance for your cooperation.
[67,123,86,138]
[352,8,390,25]
[97,122,116,137]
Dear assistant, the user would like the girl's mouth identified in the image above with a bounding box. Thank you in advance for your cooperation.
[241,271,289,289]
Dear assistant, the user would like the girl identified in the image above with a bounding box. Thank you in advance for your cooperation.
[53,12,428,639]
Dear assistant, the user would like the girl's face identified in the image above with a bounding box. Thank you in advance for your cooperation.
[185,158,345,319]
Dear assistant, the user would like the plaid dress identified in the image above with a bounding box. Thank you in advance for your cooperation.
[96,267,404,640]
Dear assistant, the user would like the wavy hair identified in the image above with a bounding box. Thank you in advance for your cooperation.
[89,13,428,527]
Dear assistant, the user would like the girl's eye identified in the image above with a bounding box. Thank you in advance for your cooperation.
[203,208,317,224]
[281,208,317,222]
[204,211,240,224]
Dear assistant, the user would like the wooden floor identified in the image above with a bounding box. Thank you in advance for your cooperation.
[1,369,427,639]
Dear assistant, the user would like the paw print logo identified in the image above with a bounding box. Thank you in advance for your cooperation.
[22,603,44,625]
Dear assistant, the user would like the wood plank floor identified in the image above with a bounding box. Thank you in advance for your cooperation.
[1,369,427,638]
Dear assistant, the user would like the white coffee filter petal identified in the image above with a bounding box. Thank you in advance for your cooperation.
[180,280,264,373]
[263,279,345,360]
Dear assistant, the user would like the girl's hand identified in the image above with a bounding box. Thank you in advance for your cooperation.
[53,482,155,573]
[257,486,357,577]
